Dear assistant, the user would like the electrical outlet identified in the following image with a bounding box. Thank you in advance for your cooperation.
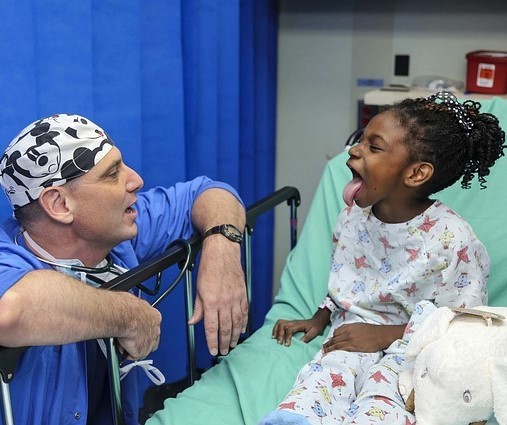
[394,55,410,76]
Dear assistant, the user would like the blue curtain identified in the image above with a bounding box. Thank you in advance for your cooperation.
[0,0,278,396]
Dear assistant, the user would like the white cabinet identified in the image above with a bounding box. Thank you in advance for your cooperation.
[364,88,507,106]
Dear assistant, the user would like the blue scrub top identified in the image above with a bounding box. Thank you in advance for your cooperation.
[0,177,242,425]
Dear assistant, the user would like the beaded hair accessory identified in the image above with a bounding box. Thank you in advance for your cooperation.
[427,91,474,134]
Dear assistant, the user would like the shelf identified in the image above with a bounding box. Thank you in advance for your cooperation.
[364,88,507,106]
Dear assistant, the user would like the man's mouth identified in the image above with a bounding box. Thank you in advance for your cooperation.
[125,201,137,215]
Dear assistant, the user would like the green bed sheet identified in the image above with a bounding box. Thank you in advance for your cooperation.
[147,97,507,425]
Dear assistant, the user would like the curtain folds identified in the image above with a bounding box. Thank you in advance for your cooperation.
[0,0,278,393]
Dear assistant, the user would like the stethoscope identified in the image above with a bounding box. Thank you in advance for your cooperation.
[39,253,122,276]
[13,230,191,303]
[14,231,124,278]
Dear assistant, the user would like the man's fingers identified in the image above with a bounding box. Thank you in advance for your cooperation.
[189,296,223,356]
[218,312,232,355]
[188,296,204,325]
[229,305,244,349]
[191,274,248,356]
[240,296,249,334]
[203,310,220,356]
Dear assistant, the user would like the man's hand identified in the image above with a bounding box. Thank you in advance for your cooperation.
[322,322,406,354]
[273,308,331,347]
[188,187,247,356]
[115,293,162,360]
[188,235,248,356]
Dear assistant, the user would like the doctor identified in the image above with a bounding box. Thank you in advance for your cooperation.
[0,113,247,424]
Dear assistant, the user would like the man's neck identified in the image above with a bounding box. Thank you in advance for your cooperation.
[22,229,109,267]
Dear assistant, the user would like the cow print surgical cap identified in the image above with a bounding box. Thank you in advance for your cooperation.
[0,114,114,210]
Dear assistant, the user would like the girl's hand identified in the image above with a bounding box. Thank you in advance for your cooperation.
[272,308,331,347]
[322,323,406,354]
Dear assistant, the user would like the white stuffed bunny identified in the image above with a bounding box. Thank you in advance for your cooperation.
[398,306,507,425]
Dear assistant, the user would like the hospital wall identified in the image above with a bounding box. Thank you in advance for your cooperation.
[273,0,507,294]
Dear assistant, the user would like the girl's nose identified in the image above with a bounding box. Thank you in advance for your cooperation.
[348,143,361,158]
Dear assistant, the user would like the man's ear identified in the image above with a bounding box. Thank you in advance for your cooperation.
[405,162,434,188]
[38,187,74,224]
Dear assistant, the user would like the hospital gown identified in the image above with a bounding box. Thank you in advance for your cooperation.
[263,200,488,425]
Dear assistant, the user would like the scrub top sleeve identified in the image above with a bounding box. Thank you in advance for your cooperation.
[0,227,41,297]
[132,176,243,262]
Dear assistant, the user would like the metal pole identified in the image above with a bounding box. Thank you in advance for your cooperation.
[243,231,252,336]
[1,381,14,425]
[289,199,298,249]
[184,270,196,385]
[105,338,125,425]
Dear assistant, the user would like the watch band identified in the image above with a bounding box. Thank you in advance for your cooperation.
[204,224,243,244]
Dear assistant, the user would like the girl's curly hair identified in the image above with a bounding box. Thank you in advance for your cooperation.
[385,96,506,196]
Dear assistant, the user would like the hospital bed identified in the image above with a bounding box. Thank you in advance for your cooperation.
[146,96,507,425]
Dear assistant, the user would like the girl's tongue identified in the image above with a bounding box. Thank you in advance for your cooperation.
[342,176,363,206]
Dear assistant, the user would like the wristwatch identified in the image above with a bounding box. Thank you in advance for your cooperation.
[204,224,243,244]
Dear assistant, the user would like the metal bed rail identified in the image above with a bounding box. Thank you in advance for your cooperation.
[0,186,301,425]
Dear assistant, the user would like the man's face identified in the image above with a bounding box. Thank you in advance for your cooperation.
[65,146,144,251]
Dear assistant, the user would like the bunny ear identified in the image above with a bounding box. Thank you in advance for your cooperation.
[489,357,507,424]
[405,307,457,360]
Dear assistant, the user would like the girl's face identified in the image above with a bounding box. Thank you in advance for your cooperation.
[346,111,419,219]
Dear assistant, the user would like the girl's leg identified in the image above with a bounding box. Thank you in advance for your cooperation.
[260,350,380,425]
[342,353,415,425]
[341,302,437,425]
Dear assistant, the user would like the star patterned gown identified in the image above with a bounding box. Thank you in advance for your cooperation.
[272,201,488,425]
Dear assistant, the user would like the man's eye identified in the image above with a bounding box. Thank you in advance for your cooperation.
[369,144,381,152]
[109,170,120,178]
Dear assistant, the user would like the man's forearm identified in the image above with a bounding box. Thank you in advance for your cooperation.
[0,269,158,348]
[191,188,246,235]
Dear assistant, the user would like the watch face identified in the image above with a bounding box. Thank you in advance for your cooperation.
[224,224,241,237]
[205,224,243,243]
[222,224,243,243]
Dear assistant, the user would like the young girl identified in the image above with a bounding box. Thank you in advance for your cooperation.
[259,91,505,425]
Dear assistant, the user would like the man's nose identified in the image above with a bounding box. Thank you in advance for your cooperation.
[126,167,144,192]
